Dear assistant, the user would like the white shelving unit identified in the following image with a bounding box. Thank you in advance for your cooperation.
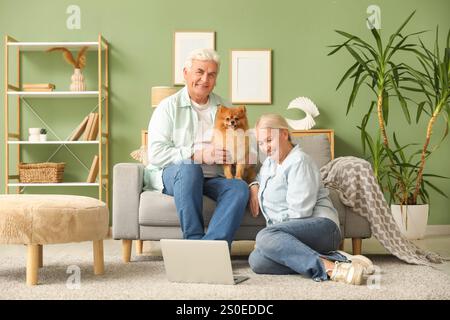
[8,141,100,145]
[7,91,99,98]
[7,41,99,51]
[3,35,109,203]
[8,183,100,187]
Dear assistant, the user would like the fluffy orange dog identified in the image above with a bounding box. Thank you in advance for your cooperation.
[213,105,256,183]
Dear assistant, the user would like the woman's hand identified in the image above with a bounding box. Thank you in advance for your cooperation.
[249,185,260,217]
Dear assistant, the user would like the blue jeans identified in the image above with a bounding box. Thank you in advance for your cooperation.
[248,217,348,281]
[162,162,249,247]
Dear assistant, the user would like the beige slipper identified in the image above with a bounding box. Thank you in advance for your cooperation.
[337,250,375,275]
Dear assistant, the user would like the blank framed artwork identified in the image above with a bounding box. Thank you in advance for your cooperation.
[230,49,272,104]
[173,31,215,85]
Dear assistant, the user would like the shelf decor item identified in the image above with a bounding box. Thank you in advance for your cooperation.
[18,162,65,183]
[23,83,55,92]
[285,97,320,130]
[86,155,99,183]
[47,46,88,91]
[70,68,86,91]
[28,128,42,142]
[39,128,47,141]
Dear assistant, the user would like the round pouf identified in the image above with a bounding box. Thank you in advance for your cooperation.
[0,194,109,285]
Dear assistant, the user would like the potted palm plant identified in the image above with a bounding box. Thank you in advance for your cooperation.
[329,12,449,239]
[389,27,450,239]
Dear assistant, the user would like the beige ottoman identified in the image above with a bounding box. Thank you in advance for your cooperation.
[0,194,109,286]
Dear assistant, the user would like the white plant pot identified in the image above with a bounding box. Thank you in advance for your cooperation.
[391,204,429,240]
[40,134,47,141]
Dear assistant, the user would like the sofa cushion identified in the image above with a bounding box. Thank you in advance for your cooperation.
[139,191,215,226]
[139,191,265,227]
[139,188,344,232]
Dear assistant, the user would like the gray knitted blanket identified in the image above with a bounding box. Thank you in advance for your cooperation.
[320,156,447,266]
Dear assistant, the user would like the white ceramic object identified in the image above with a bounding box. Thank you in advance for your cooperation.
[29,134,40,142]
[285,97,320,130]
[29,128,42,135]
[70,68,86,91]
[391,204,429,240]
[40,134,47,141]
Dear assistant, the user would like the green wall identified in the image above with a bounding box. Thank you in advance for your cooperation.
[1,0,449,224]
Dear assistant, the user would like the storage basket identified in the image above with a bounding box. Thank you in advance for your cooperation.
[18,162,65,183]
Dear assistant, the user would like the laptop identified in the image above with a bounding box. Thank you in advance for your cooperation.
[160,239,249,285]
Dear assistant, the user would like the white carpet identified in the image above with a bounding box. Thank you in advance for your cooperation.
[1,253,449,300]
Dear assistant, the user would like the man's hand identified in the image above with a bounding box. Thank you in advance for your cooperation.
[249,184,260,217]
[192,145,231,164]
[212,148,232,164]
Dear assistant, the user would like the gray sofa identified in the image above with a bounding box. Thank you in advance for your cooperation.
[113,132,371,262]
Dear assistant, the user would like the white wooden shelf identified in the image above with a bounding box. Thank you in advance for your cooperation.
[8,182,99,187]
[8,141,99,145]
[7,91,99,98]
[7,41,102,51]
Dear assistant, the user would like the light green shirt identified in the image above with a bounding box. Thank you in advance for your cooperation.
[143,86,228,192]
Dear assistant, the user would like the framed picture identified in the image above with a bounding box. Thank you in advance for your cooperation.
[173,31,215,85]
[230,49,272,104]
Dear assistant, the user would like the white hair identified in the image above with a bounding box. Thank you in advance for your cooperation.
[255,113,292,142]
[184,48,221,73]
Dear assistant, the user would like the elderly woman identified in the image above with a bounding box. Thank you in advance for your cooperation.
[248,114,373,285]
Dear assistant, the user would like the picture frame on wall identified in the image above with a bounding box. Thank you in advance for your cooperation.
[173,31,215,85]
[230,49,272,104]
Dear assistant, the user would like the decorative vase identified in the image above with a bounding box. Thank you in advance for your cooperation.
[70,68,86,91]
[391,204,429,240]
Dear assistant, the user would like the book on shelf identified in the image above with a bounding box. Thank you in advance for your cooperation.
[69,115,90,141]
[23,88,55,92]
[22,83,55,91]
[87,113,99,141]
[82,113,96,141]
[86,155,99,183]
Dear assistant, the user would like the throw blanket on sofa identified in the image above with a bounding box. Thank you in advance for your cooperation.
[320,156,447,266]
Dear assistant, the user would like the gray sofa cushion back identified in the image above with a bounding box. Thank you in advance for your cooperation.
[292,134,331,168]
[257,134,331,169]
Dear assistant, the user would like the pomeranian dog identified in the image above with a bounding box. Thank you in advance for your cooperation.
[213,105,256,183]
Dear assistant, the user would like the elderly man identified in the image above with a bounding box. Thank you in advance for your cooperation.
[144,48,249,246]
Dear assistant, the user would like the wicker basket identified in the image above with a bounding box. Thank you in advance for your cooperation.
[18,162,65,183]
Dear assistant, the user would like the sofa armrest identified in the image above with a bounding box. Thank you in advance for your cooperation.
[343,207,372,239]
[112,163,145,240]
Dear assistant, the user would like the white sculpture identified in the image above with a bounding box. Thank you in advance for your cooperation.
[285,97,320,130]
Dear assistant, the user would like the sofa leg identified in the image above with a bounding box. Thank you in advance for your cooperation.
[136,240,143,255]
[26,244,39,286]
[93,240,104,275]
[352,238,362,255]
[122,240,132,263]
